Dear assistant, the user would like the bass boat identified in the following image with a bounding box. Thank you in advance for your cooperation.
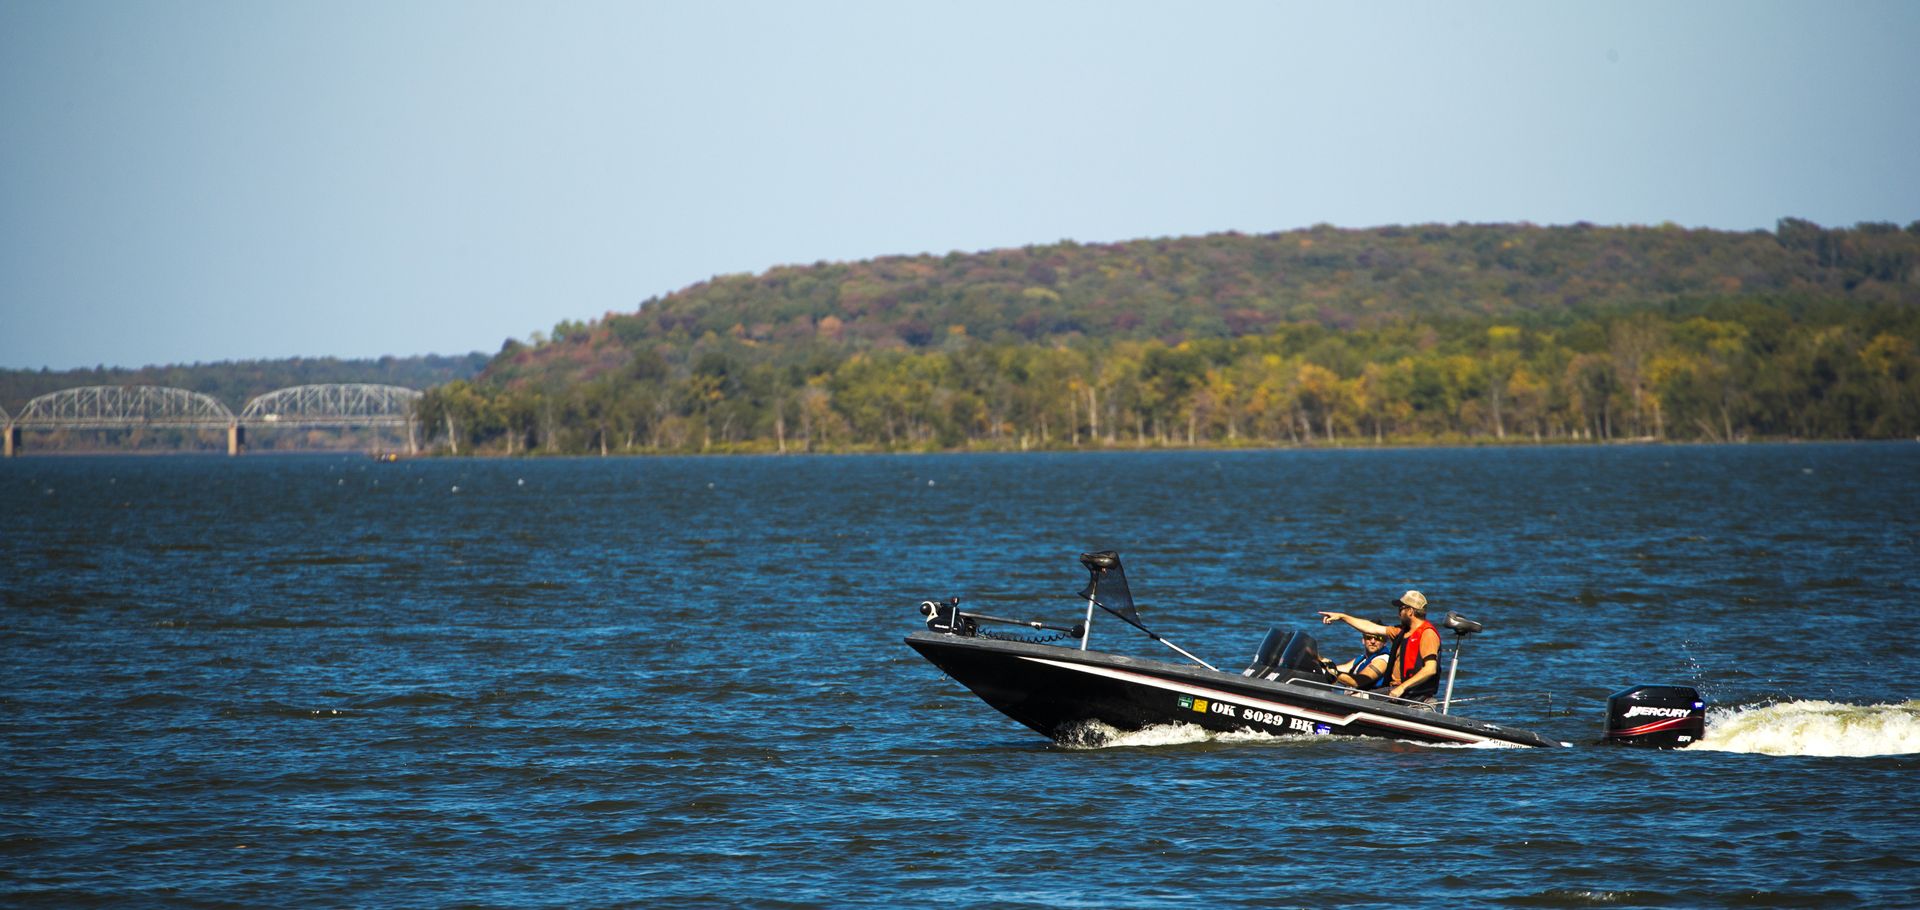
[908,552,1706,749]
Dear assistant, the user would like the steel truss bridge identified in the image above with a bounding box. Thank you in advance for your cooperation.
[3,384,423,456]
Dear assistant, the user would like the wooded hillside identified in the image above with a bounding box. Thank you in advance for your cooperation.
[394,221,1920,452]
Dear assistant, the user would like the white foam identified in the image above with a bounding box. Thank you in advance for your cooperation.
[1689,699,1920,757]
[1057,720,1301,749]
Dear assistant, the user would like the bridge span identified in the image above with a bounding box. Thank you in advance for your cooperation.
[3,384,423,456]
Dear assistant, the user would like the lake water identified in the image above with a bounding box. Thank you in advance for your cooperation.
[5,445,1918,907]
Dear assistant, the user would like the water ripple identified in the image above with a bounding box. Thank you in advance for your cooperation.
[4,446,1918,907]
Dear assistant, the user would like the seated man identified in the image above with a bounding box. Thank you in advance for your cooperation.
[1318,590,1442,702]
[1323,625,1393,691]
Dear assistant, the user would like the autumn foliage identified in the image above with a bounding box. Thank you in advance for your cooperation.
[419,220,1920,453]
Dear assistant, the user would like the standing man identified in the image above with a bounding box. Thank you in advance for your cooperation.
[1318,591,1442,702]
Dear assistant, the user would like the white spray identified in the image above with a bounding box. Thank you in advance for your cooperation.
[1688,700,1920,757]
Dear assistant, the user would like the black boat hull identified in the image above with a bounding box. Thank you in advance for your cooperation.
[907,631,1563,748]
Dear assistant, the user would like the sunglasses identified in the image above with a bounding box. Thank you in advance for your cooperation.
[1362,635,1384,642]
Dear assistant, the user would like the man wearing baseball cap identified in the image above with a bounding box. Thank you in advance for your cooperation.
[1318,590,1442,702]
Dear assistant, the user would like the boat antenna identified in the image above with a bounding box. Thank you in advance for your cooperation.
[1077,551,1218,671]
[1439,611,1484,714]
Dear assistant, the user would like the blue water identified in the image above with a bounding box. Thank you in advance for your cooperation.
[4,445,1918,907]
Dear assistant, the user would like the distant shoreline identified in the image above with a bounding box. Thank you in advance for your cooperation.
[157,437,1920,458]
[10,434,1918,461]
[426,436,1915,458]
[9,435,1919,461]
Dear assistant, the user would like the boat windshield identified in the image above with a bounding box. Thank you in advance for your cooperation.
[1244,628,1323,679]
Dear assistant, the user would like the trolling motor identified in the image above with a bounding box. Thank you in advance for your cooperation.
[917,552,1216,671]
[1439,611,1483,714]
[918,597,1083,640]
[919,598,976,635]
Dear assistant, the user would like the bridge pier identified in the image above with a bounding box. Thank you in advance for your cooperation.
[228,422,245,456]
[4,424,17,458]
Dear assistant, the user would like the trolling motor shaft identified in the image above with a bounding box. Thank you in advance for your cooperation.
[919,598,1083,638]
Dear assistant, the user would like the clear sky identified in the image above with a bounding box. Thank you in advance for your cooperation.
[2,1,1916,370]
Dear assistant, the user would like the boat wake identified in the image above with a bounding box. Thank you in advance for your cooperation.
[1056,720,1302,750]
[1689,700,1920,757]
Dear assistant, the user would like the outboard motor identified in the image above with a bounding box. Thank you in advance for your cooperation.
[919,598,976,636]
[1243,628,1323,680]
[1604,685,1706,748]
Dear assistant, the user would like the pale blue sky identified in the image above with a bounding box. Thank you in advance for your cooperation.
[3,1,1916,369]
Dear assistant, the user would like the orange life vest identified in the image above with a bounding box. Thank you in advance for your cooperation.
[1393,618,1440,691]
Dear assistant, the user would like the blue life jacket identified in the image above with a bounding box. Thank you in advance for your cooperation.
[1347,645,1392,689]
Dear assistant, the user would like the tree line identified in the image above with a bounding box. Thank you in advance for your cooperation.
[417,296,1920,454]
[483,218,1920,398]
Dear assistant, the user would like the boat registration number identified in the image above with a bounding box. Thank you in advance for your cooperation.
[1180,696,1323,734]
[1248,709,1319,734]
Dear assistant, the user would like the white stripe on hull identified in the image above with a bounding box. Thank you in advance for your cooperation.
[1017,655,1496,745]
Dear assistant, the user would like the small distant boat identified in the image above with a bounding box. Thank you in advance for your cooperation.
[370,451,402,462]
[907,552,1706,750]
